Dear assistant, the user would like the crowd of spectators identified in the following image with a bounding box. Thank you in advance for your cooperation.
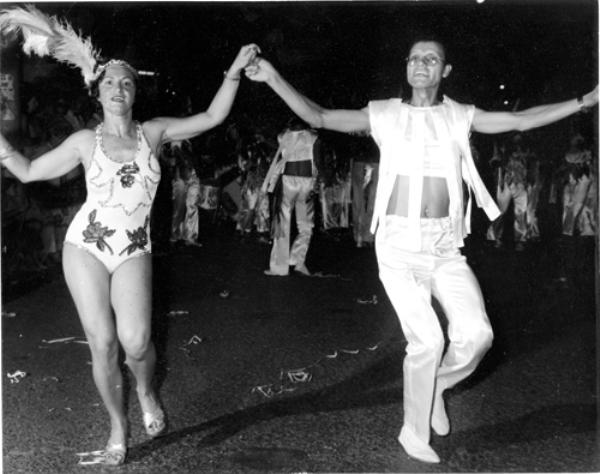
[2,86,596,294]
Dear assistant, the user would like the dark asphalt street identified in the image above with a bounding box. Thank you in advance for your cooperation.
[2,227,598,473]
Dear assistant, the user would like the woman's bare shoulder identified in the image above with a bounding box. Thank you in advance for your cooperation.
[141,119,169,152]
[62,128,97,167]
[68,128,96,144]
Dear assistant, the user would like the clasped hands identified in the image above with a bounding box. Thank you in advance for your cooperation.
[228,44,262,78]
[228,44,278,82]
[243,51,276,83]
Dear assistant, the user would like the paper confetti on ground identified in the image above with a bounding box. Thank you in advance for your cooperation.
[42,337,76,344]
[40,336,88,345]
[167,310,190,317]
[310,272,352,281]
[7,370,27,384]
[251,342,382,399]
[187,335,203,345]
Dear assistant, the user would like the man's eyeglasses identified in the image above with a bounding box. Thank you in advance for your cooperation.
[406,55,445,67]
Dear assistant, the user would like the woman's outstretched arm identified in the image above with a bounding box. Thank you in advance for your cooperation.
[148,44,261,146]
[0,130,87,183]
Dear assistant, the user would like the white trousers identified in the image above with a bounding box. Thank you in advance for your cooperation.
[487,182,528,243]
[376,216,493,443]
[269,175,315,274]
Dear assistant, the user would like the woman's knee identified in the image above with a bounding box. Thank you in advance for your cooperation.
[87,334,120,361]
[120,330,152,360]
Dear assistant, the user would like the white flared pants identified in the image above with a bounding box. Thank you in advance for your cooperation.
[376,216,493,443]
[269,175,315,274]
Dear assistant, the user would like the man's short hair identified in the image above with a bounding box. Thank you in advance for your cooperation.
[408,33,450,63]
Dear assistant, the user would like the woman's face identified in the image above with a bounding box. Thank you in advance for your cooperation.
[97,65,136,116]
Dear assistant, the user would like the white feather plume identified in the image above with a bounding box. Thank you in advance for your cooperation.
[51,18,99,86]
[0,4,101,86]
[0,4,55,56]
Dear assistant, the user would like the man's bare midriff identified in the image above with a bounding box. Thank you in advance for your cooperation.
[386,175,450,218]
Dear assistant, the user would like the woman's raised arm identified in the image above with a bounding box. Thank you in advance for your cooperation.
[149,44,261,146]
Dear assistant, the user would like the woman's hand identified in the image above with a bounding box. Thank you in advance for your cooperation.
[226,44,261,79]
[244,57,277,83]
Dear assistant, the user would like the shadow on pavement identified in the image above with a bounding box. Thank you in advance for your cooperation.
[441,403,597,470]
[127,350,406,462]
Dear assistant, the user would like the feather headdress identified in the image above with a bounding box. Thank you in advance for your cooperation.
[0,4,104,87]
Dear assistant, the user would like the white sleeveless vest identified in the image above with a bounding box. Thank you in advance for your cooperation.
[368,96,500,250]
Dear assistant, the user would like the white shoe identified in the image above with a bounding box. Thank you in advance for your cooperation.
[431,393,450,436]
[293,264,311,276]
[398,427,440,464]
[264,269,288,276]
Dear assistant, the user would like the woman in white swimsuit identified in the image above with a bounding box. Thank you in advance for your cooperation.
[0,5,259,465]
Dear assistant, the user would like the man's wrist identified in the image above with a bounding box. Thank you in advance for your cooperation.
[266,70,281,88]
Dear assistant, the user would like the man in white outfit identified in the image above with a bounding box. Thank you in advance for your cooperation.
[245,36,598,463]
[262,119,321,276]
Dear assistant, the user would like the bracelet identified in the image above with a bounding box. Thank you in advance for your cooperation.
[577,96,587,112]
[223,70,241,81]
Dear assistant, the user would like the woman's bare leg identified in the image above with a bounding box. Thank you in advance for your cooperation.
[62,244,128,447]
[110,255,162,419]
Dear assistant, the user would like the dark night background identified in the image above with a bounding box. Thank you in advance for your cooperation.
[6,1,598,125]
[1,0,594,169]
[2,3,599,472]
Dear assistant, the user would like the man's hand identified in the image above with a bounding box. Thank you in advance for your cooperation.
[244,57,277,83]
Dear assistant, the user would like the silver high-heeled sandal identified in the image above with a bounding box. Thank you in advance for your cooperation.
[143,407,166,438]
[77,442,127,466]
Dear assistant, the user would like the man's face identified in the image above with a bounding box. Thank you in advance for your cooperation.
[406,41,451,90]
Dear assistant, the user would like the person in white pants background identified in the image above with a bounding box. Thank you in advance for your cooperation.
[262,119,322,276]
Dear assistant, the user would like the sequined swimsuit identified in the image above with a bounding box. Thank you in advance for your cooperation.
[64,122,161,273]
